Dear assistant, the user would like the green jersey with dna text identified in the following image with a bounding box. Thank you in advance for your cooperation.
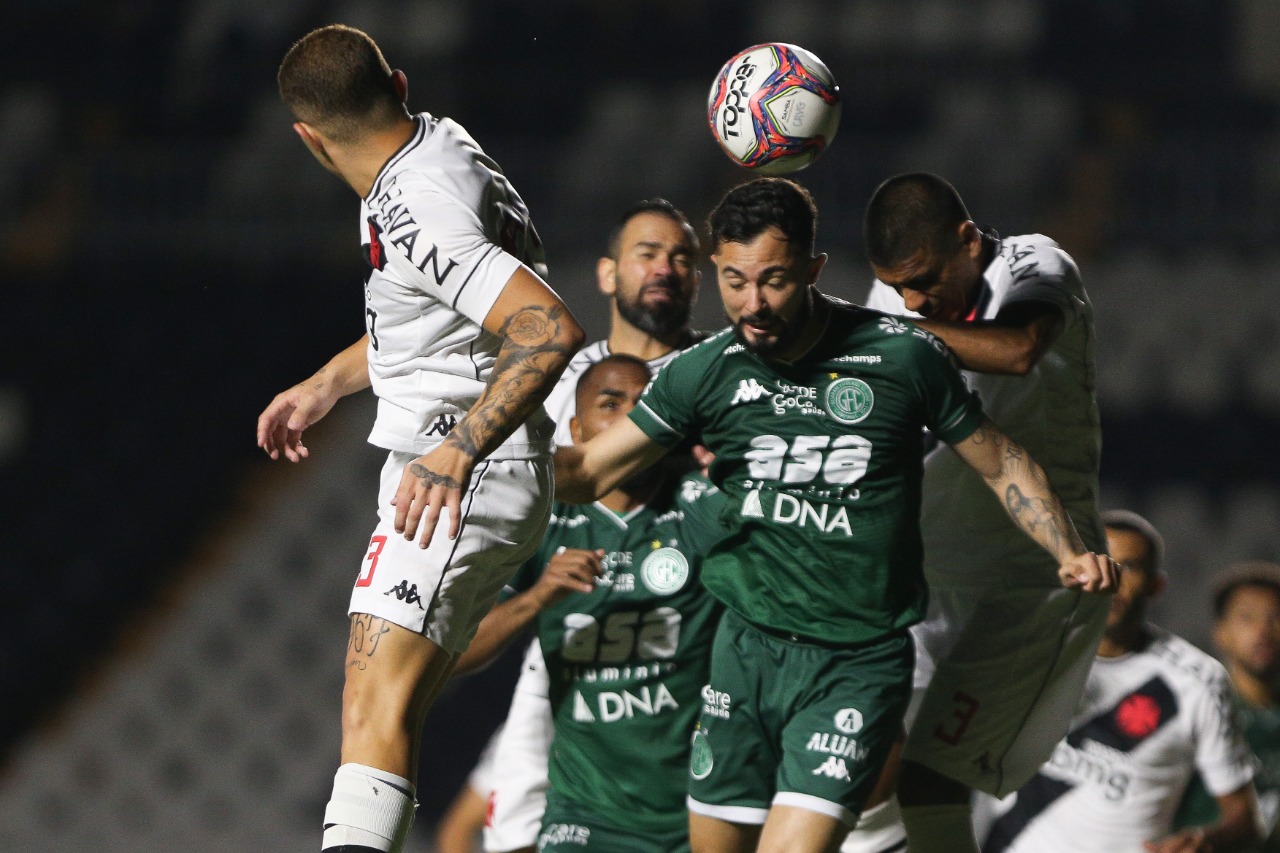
[628,300,984,644]
[506,473,727,837]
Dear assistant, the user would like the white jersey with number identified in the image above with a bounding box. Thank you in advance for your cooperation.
[359,112,553,459]
[981,628,1255,853]
[540,339,687,446]
[866,233,1106,587]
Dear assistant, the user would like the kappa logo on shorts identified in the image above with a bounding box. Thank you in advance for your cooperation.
[690,729,714,780]
[811,755,852,781]
[824,378,874,425]
[425,414,457,437]
[384,580,424,610]
[639,547,690,595]
[834,707,864,734]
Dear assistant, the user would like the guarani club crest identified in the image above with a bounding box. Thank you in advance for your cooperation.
[825,377,874,425]
[640,545,690,595]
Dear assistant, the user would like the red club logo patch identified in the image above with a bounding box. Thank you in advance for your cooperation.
[366,217,386,271]
[1115,693,1161,738]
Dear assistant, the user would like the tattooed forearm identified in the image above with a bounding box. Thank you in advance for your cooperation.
[347,613,393,670]
[451,303,579,460]
[1005,483,1068,558]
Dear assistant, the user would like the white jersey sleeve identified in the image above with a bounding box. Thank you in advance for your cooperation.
[1193,667,1258,796]
[359,114,554,458]
[993,234,1086,325]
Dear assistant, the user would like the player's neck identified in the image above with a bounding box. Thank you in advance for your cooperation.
[1228,662,1279,709]
[606,314,687,363]
[598,479,659,513]
[1097,622,1152,658]
[773,289,830,363]
[334,120,418,198]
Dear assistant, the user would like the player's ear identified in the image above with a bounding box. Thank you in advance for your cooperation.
[391,69,408,103]
[959,221,982,256]
[1149,570,1169,599]
[596,256,618,296]
[569,415,583,445]
[807,253,828,284]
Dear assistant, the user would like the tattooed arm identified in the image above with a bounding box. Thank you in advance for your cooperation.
[257,335,372,462]
[395,266,585,547]
[949,417,1119,592]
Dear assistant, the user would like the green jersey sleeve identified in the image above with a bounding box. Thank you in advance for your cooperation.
[905,327,984,445]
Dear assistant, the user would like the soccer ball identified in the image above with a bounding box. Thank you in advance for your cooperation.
[707,43,841,175]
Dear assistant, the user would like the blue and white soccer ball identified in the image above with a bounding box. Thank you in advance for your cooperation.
[707,42,842,175]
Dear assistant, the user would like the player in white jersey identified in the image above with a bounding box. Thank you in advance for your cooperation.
[541,198,704,444]
[980,511,1260,853]
[848,172,1110,853]
[450,199,706,853]
[256,25,584,853]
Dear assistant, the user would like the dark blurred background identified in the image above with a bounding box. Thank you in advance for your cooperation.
[1,1,1278,849]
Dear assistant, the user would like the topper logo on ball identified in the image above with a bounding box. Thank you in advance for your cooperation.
[719,59,757,140]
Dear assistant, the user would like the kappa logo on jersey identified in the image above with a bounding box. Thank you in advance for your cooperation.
[825,378,874,425]
[878,316,909,335]
[640,547,690,595]
[812,756,852,781]
[365,216,386,271]
[730,377,770,405]
[834,707,864,734]
[384,580,424,610]
[425,414,457,437]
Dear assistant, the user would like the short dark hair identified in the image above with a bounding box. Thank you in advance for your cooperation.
[1212,561,1280,619]
[605,199,699,259]
[277,24,404,144]
[574,354,651,412]
[1101,509,1165,574]
[707,177,817,257]
[864,172,971,268]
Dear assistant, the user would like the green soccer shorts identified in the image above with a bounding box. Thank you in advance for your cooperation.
[687,609,913,827]
[536,810,689,853]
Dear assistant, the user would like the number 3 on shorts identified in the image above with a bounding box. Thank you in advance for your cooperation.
[357,535,388,588]
[933,690,980,746]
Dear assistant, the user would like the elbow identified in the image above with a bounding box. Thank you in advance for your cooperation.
[561,314,587,359]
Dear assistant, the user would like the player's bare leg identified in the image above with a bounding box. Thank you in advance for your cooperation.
[689,813,761,853]
[322,613,458,852]
[842,736,908,853]
[898,758,979,853]
[758,806,849,853]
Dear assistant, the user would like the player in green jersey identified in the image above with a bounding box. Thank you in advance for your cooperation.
[459,354,728,852]
[1176,561,1280,851]
[555,177,1118,853]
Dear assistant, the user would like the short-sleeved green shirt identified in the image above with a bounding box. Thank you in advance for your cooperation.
[507,474,727,837]
[629,300,984,644]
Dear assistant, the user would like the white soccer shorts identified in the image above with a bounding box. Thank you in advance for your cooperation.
[903,583,1110,797]
[348,451,552,656]
[483,640,554,853]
